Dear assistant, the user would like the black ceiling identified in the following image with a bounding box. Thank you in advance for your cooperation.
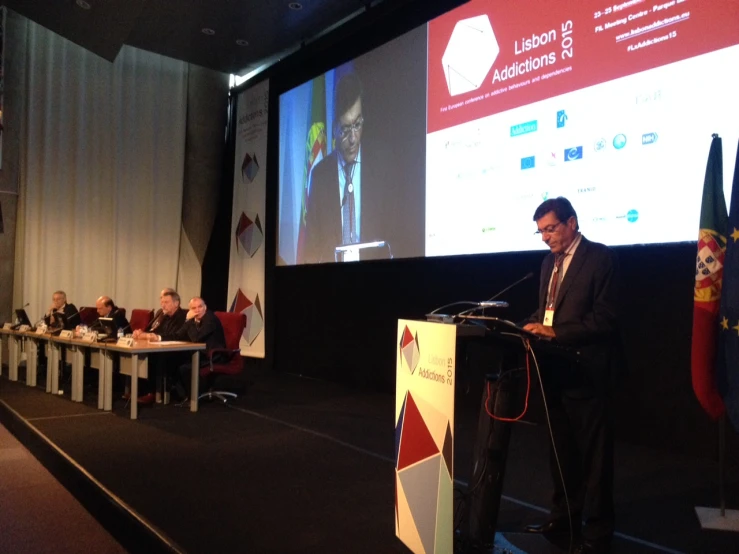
[6,0,400,75]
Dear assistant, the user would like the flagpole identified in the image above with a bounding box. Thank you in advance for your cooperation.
[695,417,739,531]
[719,415,726,517]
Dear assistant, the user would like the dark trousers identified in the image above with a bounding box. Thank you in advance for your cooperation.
[546,389,615,542]
[177,357,210,398]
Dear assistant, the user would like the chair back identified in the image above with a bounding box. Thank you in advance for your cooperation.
[78,307,98,326]
[216,311,246,350]
[208,311,246,376]
[130,309,154,332]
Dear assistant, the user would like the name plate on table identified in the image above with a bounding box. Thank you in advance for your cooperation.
[18,325,31,332]
[81,332,97,343]
[59,330,73,339]
[117,337,134,347]
[35,324,48,334]
[3,322,12,330]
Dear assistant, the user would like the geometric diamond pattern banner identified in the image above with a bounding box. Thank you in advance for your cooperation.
[235,211,264,258]
[399,325,420,374]
[398,455,442,554]
[241,151,259,183]
[229,288,264,345]
[395,320,456,554]
[397,391,440,471]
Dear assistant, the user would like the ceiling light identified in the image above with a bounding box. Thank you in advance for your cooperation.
[236,39,249,46]
[75,0,92,9]
[201,28,216,36]
[288,2,303,10]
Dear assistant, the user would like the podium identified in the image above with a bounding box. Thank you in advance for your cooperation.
[394,317,576,554]
[334,240,390,262]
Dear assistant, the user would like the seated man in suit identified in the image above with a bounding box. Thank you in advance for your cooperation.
[90,296,130,336]
[145,296,225,403]
[44,290,79,330]
[133,290,188,404]
[142,287,178,333]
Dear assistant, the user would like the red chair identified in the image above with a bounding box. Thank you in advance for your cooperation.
[198,311,246,403]
[78,307,99,326]
[129,309,154,332]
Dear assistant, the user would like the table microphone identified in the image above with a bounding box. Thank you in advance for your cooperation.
[147,309,164,331]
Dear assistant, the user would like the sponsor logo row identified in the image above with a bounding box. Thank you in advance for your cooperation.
[519,132,658,170]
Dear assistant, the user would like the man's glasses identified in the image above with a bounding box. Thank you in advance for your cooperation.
[338,116,364,140]
[534,221,564,235]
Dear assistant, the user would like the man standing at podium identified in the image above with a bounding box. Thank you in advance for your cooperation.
[522,197,622,554]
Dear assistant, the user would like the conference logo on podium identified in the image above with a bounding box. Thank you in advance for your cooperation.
[399,325,421,375]
[441,14,499,97]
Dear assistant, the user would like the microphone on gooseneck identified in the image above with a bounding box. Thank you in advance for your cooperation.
[484,272,535,302]
[147,308,164,331]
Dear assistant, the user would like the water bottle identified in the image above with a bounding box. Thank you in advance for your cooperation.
[117,327,124,340]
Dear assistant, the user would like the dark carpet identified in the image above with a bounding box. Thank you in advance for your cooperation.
[1,365,738,554]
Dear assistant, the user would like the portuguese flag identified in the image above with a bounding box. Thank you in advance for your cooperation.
[295,75,328,264]
[692,135,728,420]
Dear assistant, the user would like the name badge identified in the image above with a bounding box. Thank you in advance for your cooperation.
[59,330,74,339]
[117,337,134,347]
[543,309,555,327]
[35,325,47,335]
[3,322,12,330]
[18,324,31,332]
[81,332,97,343]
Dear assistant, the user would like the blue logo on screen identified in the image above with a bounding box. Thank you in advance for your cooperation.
[511,120,538,137]
[627,209,639,223]
[642,132,658,145]
[613,134,627,149]
[557,110,568,128]
[594,138,606,152]
[565,146,583,161]
[521,156,536,170]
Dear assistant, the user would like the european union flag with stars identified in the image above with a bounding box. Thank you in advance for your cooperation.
[718,142,739,432]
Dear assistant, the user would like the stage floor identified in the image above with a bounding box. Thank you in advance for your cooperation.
[1,365,737,553]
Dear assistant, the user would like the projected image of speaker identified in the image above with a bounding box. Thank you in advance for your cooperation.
[278,26,427,266]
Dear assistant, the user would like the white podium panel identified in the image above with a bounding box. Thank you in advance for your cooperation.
[395,319,456,554]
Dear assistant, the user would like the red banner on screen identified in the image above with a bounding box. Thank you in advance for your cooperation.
[427,0,739,133]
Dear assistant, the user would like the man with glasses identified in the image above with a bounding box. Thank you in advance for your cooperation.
[44,290,79,330]
[305,72,377,263]
[522,197,623,554]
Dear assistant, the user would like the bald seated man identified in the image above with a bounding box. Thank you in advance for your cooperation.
[91,295,130,335]
[156,297,226,402]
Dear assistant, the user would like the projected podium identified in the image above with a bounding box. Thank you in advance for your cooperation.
[394,317,576,554]
[334,240,391,262]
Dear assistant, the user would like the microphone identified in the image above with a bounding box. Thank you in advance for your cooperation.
[147,308,164,331]
[484,272,535,302]
[61,308,82,328]
[478,300,509,308]
[426,272,535,322]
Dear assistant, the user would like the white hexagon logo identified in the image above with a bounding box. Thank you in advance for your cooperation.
[442,15,499,97]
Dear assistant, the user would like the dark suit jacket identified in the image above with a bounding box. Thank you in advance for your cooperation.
[530,236,624,395]
[163,310,226,359]
[91,307,130,335]
[45,303,79,330]
[150,308,187,337]
[304,150,388,264]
